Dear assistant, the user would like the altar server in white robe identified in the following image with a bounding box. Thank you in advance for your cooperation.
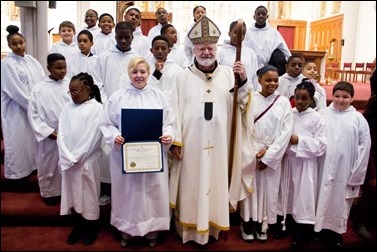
[240,65,293,242]
[1,25,45,179]
[146,35,183,104]
[277,80,326,247]
[28,53,71,205]
[315,81,371,248]
[66,30,107,102]
[97,21,140,98]
[160,24,190,68]
[91,13,116,56]
[169,15,254,246]
[302,61,327,113]
[123,6,150,58]
[243,5,291,76]
[57,72,104,246]
[183,5,207,64]
[277,55,306,103]
[66,29,110,205]
[100,57,175,248]
[219,20,259,91]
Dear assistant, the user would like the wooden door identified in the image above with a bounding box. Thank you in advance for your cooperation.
[278,26,295,49]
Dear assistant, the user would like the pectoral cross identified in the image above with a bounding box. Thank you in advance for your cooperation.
[203,140,214,155]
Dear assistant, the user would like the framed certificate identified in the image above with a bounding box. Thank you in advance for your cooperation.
[122,141,163,173]
[121,108,164,173]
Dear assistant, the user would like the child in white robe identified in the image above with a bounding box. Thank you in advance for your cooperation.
[91,13,116,56]
[277,80,326,248]
[57,72,104,246]
[314,81,371,248]
[50,21,79,60]
[97,21,139,98]
[277,54,306,105]
[1,25,45,180]
[218,20,259,91]
[240,65,293,242]
[183,5,206,64]
[302,60,327,113]
[66,29,110,205]
[123,6,150,57]
[146,35,183,105]
[100,57,175,248]
[160,24,189,68]
[28,53,71,206]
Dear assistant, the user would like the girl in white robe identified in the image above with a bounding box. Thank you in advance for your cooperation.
[28,53,71,205]
[240,65,293,242]
[57,73,104,246]
[1,25,45,179]
[183,6,207,64]
[314,81,371,248]
[100,57,175,248]
[277,80,326,248]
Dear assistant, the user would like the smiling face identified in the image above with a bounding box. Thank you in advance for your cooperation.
[259,70,279,97]
[128,61,150,90]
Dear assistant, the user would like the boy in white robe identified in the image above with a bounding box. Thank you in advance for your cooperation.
[315,81,371,248]
[28,53,71,206]
[277,55,306,104]
[277,80,326,248]
[302,61,327,113]
[58,72,104,246]
[243,5,291,76]
[240,65,293,242]
[160,24,190,68]
[1,25,45,180]
[146,35,183,105]
[50,21,79,60]
[169,15,254,246]
[91,13,116,56]
[218,20,259,91]
[123,6,150,58]
[97,21,140,98]
[100,57,175,248]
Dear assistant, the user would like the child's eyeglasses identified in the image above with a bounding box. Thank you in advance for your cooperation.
[67,87,86,96]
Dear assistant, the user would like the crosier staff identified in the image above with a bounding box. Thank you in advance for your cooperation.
[228,19,243,186]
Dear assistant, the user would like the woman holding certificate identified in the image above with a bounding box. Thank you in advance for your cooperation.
[100,56,176,248]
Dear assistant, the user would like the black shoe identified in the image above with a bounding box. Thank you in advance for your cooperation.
[43,196,61,206]
[291,231,302,248]
[331,232,343,248]
[67,225,84,245]
[82,230,98,246]
[82,220,99,246]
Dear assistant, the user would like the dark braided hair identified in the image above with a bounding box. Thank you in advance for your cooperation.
[295,78,315,98]
[71,72,102,103]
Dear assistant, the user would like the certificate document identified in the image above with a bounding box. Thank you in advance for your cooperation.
[123,142,162,173]
[121,109,163,173]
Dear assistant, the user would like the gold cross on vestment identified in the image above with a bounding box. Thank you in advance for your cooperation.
[203,140,214,155]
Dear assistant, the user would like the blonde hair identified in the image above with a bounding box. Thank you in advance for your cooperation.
[127,56,150,75]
